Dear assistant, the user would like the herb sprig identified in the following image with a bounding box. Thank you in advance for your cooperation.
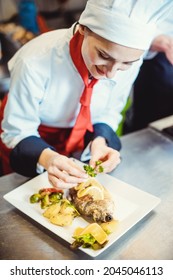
[83,160,104,177]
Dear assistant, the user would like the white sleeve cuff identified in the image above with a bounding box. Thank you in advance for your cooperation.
[36,163,45,174]
[80,142,92,162]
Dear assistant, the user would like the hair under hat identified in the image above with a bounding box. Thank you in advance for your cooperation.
[79,0,173,50]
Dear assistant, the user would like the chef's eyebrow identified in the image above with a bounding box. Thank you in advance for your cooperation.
[98,49,140,64]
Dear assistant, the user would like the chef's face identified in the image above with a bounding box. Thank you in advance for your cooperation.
[79,25,144,79]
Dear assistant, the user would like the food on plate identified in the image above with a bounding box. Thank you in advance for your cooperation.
[30,187,79,226]
[28,167,117,249]
[30,187,63,209]
[69,178,115,222]
[77,185,104,200]
[43,202,62,219]
[43,199,80,226]
[71,223,108,250]
[100,219,119,234]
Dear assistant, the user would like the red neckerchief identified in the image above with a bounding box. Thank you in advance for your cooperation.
[66,30,98,153]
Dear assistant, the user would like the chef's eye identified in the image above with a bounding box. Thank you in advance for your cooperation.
[98,51,109,60]
[124,62,133,66]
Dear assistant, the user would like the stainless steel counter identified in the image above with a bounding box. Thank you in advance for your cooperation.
[0,127,173,260]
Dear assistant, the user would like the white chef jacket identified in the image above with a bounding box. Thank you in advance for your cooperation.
[1,24,144,149]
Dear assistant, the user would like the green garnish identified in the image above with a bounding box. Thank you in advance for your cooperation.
[95,160,102,166]
[71,233,106,250]
[83,165,97,177]
[83,161,104,177]
[98,165,104,173]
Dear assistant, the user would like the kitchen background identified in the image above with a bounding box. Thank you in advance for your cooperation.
[0,0,87,96]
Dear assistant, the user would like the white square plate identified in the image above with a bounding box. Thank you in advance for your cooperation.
[4,171,160,257]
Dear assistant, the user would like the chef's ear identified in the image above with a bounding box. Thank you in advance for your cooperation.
[78,24,85,35]
[78,25,93,37]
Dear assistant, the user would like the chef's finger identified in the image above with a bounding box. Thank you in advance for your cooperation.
[51,156,88,179]
[89,156,100,168]
[48,175,78,189]
[101,152,121,172]
[67,158,88,176]
[49,167,87,184]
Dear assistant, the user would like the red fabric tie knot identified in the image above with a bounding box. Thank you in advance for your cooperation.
[80,87,92,106]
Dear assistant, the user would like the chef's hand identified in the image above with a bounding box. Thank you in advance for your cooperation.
[38,148,88,189]
[150,34,173,65]
[89,137,121,173]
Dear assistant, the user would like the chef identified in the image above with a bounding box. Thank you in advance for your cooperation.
[0,0,173,188]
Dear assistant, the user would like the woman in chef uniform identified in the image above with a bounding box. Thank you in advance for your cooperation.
[0,0,173,189]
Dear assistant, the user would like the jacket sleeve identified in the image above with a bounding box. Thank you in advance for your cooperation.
[84,122,121,151]
[9,136,55,177]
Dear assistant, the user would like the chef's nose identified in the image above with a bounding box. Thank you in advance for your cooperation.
[104,61,120,78]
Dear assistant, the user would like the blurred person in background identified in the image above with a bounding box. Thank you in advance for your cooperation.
[123,34,173,133]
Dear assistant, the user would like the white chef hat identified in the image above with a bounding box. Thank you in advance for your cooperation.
[79,0,173,50]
